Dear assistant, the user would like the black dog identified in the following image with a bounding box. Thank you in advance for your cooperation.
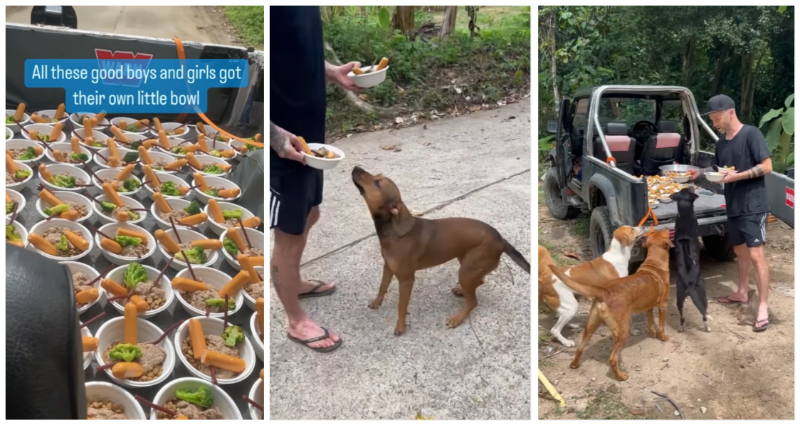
[670,187,710,332]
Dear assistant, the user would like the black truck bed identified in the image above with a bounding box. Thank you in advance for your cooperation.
[651,189,727,221]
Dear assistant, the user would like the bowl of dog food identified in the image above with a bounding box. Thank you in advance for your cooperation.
[5,189,25,218]
[149,377,242,419]
[150,198,208,232]
[70,112,109,128]
[192,176,241,204]
[6,108,31,132]
[204,201,257,236]
[156,228,220,271]
[111,117,150,134]
[173,317,255,385]
[62,260,102,315]
[28,219,94,261]
[40,163,91,192]
[6,139,45,163]
[85,381,147,419]
[249,375,264,419]
[6,217,28,250]
[35,190,94,223]
[104,263,175,319]
[45,142,94,167]
[151,122,190,139]
[143,172,191,201]
[347,58,390,88]
[6,127,13,140]
[95,222,158,266]
[21,123,65,144]
[72,128,110,148]
[91,168,143,197]
[173,267,243,318]
[303,142,345,170]
[6,160,34,189]
[34,108,70,125]
[220,227,264,271]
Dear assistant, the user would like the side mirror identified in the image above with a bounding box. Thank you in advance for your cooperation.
[547,120,558,134]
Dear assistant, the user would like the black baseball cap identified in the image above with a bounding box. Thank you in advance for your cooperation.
[702,94,736,116]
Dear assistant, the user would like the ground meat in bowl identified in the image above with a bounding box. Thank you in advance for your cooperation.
[204,186,226,197]
[151,158,169,171]
[111,280,167,311]
[65,200,89,218]
[181,334,241,380]
[242,247,263,256]
[180,286,230,313]
[159,209,189,223]
[157,400,224,420]
[102,341,165,382]
[174,242,210,265]
[245,282,264,300]
[101,204,140,221]
[87,400,128,420]
[121,242,149,258]
[6,171,30,184]
[8,147,38,159]
[73,272,95,307]
[41,227,87,257]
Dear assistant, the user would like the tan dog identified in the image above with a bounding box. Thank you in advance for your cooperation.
[352,166,530,336]
[549,229,673,381]
[538,226,644,347]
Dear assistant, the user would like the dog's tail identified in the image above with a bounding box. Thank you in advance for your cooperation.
[547,264,608,300]
[503,242,530,274]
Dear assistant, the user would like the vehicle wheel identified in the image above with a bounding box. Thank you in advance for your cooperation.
[628,261,643,275]
[702,234,736,261]
[589,206,614,259]
[544,169,579,220]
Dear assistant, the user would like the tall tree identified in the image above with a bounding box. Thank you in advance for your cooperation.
[440,6,458,39]
[392,6,416,39]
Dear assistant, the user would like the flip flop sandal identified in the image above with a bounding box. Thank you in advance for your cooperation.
[298,279,337,299]
[716,295,745,305]
[753,317,771,332]
[287,327,342,353]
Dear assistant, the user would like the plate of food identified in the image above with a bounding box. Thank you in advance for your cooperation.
[111,117,150,134]
[155,228,220,271]
[6,105,31,132]
[192,175,241,204]
[204,200,259,236]
[32,105,69,125]
[301,140,344,170]
[85,381,146,419]
[229,135,263,157]
[241,264,264,311]
[40,163,91,192]
[148,377,242,419]
[70,112,109,129]
[151,196,208,232]
[174,317,255,385]
[347,57,390,88]
[95,316,176,388]
[6,217,28,250]
[6,158,33,189]
[186,152,231,177]
[172,267,244,318]
[142,169,192,201]
[220,227,264,271]
[94,222,157,265]
[150,121,191,139]
[91,168,143,197]
[6,189,25,218]
[28,218,94,261]
[103,262,174,319]
[22,123,66,144]
[137,148,183,174]
[45,141,93,167]
[6,139,45,163]
[62,261,102,315]
[35,189,94,223]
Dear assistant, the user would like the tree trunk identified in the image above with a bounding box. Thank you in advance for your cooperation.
[547,11,561,104]
[440,6,458,39]
[681,39,695,87]
[392,6,416,40]
[711,44,730,94]
[740,52,754,122]
[360,6,367,16]
[467,6,480,40]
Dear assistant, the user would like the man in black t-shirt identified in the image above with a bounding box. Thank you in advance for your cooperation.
[269,6,361,352]
[689,94,773,332]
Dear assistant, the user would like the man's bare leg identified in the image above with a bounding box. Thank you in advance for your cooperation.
[272,207,339,349]
[749,244,771,328]
[296,207,335,294]
[718,243,752,303]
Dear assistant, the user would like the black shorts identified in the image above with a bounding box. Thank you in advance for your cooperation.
[269,159,323,236]
[727,212,768,248]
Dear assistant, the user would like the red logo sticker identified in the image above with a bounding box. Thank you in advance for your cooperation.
[94,49,154,87]
[786,187,794,208]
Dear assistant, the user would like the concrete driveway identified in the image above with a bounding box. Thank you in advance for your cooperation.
[269,102,532,419]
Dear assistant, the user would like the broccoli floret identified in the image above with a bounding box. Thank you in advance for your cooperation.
[160,181,180,196]
[17,147,38,160]
[125,124,139,132]
[39,135,51,143]
[128,211,140,221]
[108,343,142,362]
[124,262,148,288]
[205,298,236,310]
[223,237,238,255]
[222,325,245,347]
[129,141,142,150]
[5,202,13,215]
[100,202,117,212]
[122,151,139,164]
[203,164,224,174]
[5,116,14,124]
[209,150,222,158]
[184,201,202,215]
[44,203,70,216]
[121,178,141,192]
[176,385,214,408]
[177,246,206,264]
[56,235,68,252]
[70,152,89,162]
[14,170,31,180]
[171,146,186,155]
[216,135,226,142]
[51,174,76,188]
[115,235,142,247]
[92,142,102,148]
[203,189,219,197]
[5,225,20,242]
[222,209,242,220]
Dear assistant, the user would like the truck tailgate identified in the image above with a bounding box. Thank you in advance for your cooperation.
[766,171,794,228]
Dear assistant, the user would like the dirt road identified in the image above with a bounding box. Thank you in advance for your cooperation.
[538,182,795,420]
[6,6,242,45]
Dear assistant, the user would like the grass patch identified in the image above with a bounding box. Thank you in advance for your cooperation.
[575,391,645,420]
[538,360,554,369]
[572,218,590,238]
[538,331,551,347]
[224,6,264,50]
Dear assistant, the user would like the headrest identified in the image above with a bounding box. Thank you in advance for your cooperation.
[605,122,628,136]
[658,120,679,133]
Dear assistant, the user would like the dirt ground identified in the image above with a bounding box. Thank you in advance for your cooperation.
[537,182,795,420]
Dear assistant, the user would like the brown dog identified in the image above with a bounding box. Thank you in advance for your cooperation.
[549,229,673,381]
[352,166,530,336]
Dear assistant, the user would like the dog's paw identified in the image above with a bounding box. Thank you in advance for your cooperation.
[704,323,711,332]
[658,333,669,342]
[446,315,465,329]
[678,325,685,333]
[451,286,463,297]
[569,361,580,369]
[615,372,629,381]
[394,324,407,336]
[368,298,382,309]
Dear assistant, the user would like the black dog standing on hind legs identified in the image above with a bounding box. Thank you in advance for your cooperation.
[670,187,710,332]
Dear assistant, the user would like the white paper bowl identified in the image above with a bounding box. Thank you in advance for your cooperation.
[93,194,147,225]
[219,227,265,271]
[62,261,102,315]
[72,128,109,148]
[6,109,31,132]
[173,317,255,384]
[204,202,255,236]
[34,109,69,125]
[348,64,389,88]
[44,142,94,167]
[228,138,262,158]
[190,154,231,177]
[248,376,264,419]
[154,137,190,158]
[81,326,94,370]
[41,163,91,193]
[5,127,13,140]
[150,122,191,139]
[111,132,149,150]
[28,219,93,261]
[93,147,133,170]
[6,218,29,250]
[242,266,264,312]
[95,222,157,266]
[173,267,242,318]
[6,139,45,163]
[105,263,174,319]
[21,123,66,144]
[35,190,94,223]
[149,377,242,420]
[85,381,147,419]
[158,228,219,271]
[250,310,264,363]
[192,176,241,204]
[706,172,724,183]
[150,198,208,232]
[303,143,345,170]
[5,189,25,218]
[142,150,180,174]
[69,112,109,128]
[95,317,176,388]
[143,172,191,201]
[110,117,148,134]
[91,168,143,197]
[6,161,33,189]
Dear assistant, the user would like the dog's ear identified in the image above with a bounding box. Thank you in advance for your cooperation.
[669,192,679,201]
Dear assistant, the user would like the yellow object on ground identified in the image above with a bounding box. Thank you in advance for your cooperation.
[538,368,566,407]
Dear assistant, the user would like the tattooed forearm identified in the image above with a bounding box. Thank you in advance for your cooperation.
[745,165,765,179]
[270,122,289,153]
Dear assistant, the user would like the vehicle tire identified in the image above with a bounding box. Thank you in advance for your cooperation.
[702,234,736,261]
[544,168,580,220]
[589,206,614,259]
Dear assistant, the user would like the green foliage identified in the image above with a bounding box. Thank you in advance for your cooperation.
[538,135,554,163]
[109,344,142,362]
[224,6,264,50]
[124,263,148,288]
[759,93,794,169]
